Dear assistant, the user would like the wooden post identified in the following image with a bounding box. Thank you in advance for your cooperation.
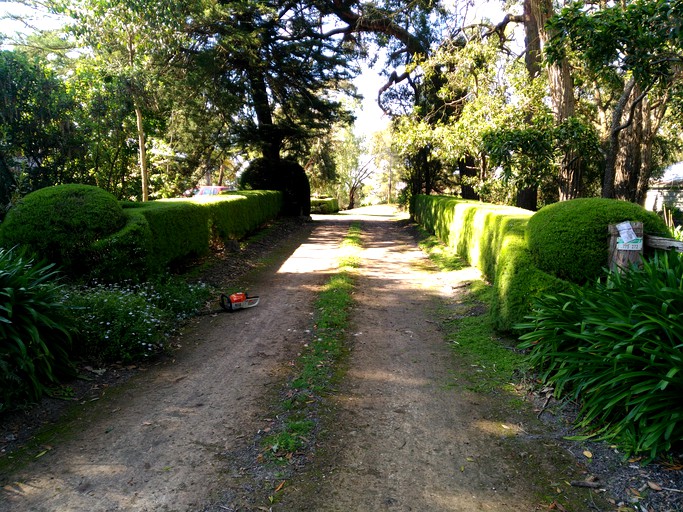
[608,221,643,272]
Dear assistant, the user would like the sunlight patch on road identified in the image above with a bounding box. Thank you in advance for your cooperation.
[346,368,432,387]
[474,419,524,437]
[276,243,339,274]
[423,490,499,510]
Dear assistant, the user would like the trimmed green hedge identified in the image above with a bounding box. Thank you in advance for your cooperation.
[412,195,567,331]
[0,186,283,282]
[88,209,153,282]
[127,200,210,271]
[201,190,283,242]
[527,198,669,283]
[117,190,282,273]
[311,197,339,214]
[0,185,126,275]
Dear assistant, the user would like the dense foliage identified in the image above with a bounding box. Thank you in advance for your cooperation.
[544,0,683,202]
[0,248,75,413]
[0,184,125,274]
[386,0,683,209]
[0,0,450,208]
[527,198,669,283]
[0,51,84,217]
[518,251,683,460]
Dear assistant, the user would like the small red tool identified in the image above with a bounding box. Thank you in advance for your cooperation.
[220,292,260,311]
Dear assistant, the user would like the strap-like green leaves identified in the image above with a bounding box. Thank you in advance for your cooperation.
[518,251,683,461]
[0,248,75,413]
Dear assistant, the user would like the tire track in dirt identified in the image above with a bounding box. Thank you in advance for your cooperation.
[276,207,605,512]
[0,219,353,512]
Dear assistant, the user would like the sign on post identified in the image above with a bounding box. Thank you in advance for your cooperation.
[608,221,643,272]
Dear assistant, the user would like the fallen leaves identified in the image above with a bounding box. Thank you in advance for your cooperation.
[647,481,662,491]
[34,445,53,459]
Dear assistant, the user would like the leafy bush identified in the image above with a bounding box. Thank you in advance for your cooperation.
[518,251,683,460]
[311,197,339,214]
[240,158,311,216]
[0,248,76,413]
[66,277,211,364]
[0,185,125,274]
[527,198,669,284]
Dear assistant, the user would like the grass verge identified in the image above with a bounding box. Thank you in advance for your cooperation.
[441,282,526,393]
[417,229,613,511]
[418,230,525,393]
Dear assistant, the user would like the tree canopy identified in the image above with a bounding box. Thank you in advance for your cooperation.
[1,0,682,212]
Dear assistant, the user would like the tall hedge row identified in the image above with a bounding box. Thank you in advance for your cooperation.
[310,197,339,214]
[413,195,671,331]
[203,190,283,242]
[129,200,210,271]
[412,195,566,331]
[0,186,283,282]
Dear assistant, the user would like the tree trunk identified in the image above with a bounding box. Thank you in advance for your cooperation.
[530,0,580,200]
[128,32,149,202]
[516,0,541,207]
[612,87,669,205]
[387,155,393,203]
[0,157,17,215]
[248,70,281,162]
[217,162,225,186]
[614,86,643,202]
[348,185,356,209]
[134,102,149,202]
[523,0,541,80]
[603,77,636,198]
[516,186,538,211]
[459,155,479,200]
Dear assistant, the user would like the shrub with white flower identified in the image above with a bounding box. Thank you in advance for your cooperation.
[65,278,211,364]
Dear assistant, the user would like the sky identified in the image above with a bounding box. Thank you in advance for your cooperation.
[0,1,64,37]
[352,67,391,140]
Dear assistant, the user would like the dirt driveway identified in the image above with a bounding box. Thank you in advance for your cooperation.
[1,206,607,511]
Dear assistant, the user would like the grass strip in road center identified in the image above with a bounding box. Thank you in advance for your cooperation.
[259,222,361,498]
